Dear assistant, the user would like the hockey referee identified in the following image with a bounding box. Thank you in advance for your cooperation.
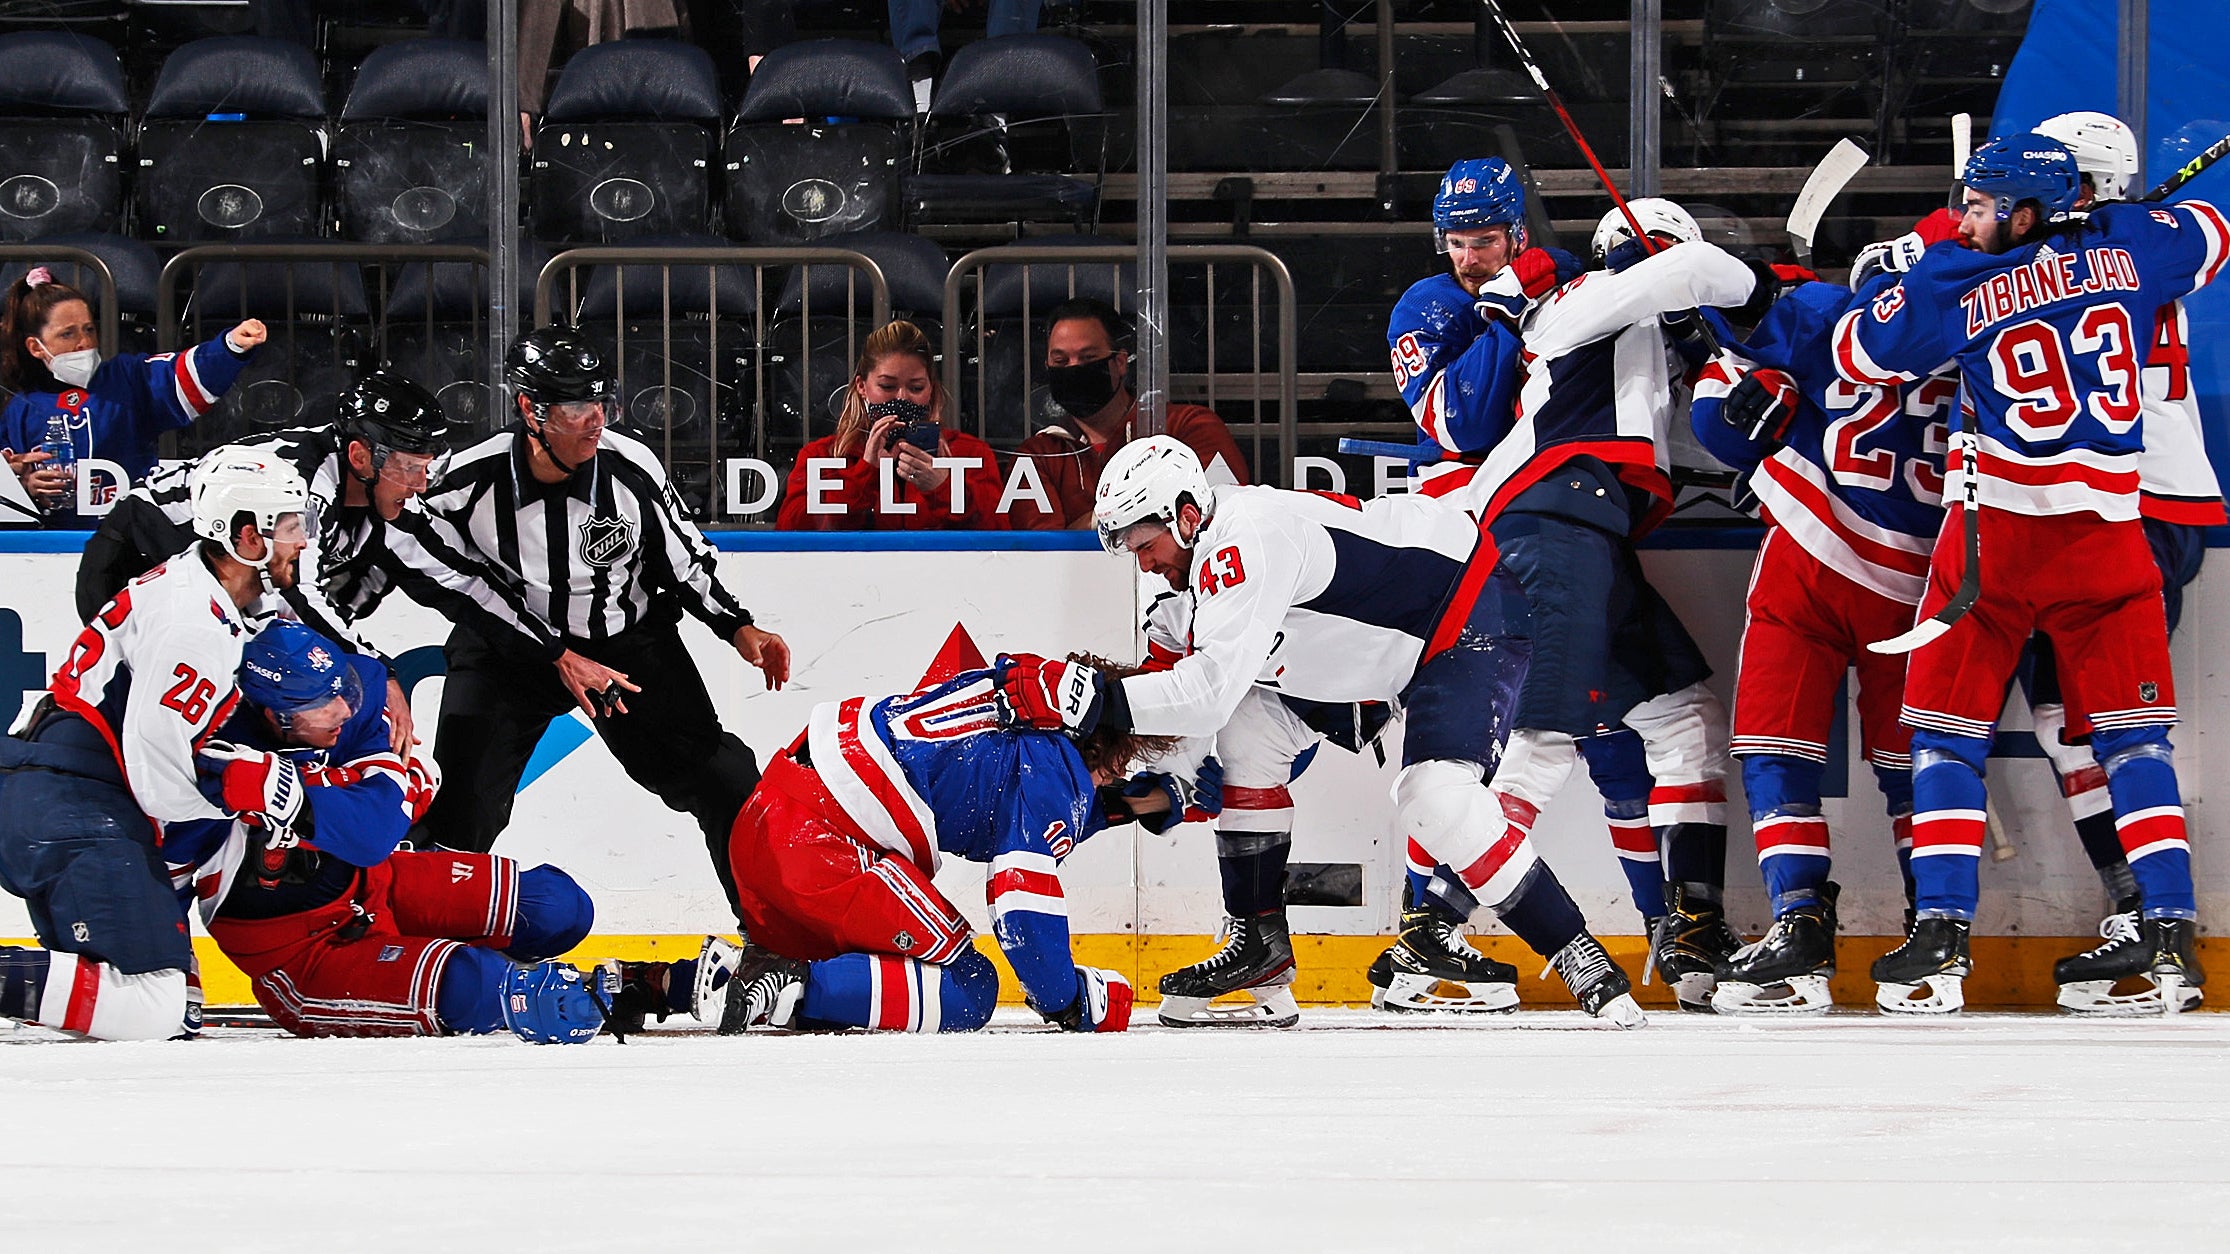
[416,328,789,919]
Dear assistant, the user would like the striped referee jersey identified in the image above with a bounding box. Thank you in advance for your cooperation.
[419,426,753,643]
[129,426,563,659]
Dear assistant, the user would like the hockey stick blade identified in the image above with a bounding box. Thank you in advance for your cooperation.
[1787,138,1870,267]
[1867,614,1953,656]
[2143,131,2230,202]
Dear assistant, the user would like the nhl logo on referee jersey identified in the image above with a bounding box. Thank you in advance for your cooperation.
[2141,681,2159,703]
[578,514,637,567]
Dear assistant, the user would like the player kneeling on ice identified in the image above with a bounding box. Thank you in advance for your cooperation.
[171,620,651,1044]
[714,650,1178,1034]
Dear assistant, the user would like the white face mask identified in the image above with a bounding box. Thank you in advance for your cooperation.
[42,346,99,389]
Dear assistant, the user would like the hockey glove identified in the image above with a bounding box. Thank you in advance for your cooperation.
[199,740,305,831]
[1507,246,1584,299]
[1721,368,1801,444]
[993,653,1105,735]
[1850,232,1927,289]
[1123,754,1225,830]
[1037,965,1134,1032]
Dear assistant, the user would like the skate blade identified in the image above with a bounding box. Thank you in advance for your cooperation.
[1875,974,1963,1015]
[1590,993,1646,1029]
[1671,970,1719,1015]
[1157,988,1300,1029]
[1371,974,1519,1014]
[2055,977,2203,1017]
[1710,975,1833,1016]
[690,935,743,1022]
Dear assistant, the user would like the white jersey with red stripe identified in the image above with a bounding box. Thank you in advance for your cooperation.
[1832,200,2230,522]
[1116,484,1487,739]
[1430,241,1758,531]
[39,552,287,828]
[2137,300,2226,525]
[804,669,1099,1011]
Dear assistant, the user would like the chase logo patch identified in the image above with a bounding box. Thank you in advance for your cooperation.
[378,944,404,962]
[579,515,636,568]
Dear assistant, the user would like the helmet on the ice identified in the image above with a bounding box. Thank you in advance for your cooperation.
[240,619,364,737]
[1963,132,2082,223]
[1433,158,1528,253]
[188,446,309,569]
[1095,435,1212,555]
[2035,111,2140,203]
[1590,197,1702,264]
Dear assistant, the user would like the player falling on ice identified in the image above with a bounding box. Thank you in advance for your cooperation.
[1832,132,2226,1014]
[712,635,1176,1035]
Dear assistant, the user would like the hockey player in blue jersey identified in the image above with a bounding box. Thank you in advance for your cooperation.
[1689,275,1954,1011]
[715,642,1180,1034]
[1832,132,2228,1013]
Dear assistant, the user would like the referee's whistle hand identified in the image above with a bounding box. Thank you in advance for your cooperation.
[735,625,790,691]
[556,649,640,718]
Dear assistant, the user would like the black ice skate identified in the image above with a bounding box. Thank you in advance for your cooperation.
[1547,932,1644,1027]
[600,935,742,1036]
[2145,917,2206,1017]
[1156,911,1300,1028]
[2050,896,2194,1015]
[717,943,807,1034]
[1710,883,1838,1016]
[1644,881,1745,1013]
[1871,915,1971,1014]
[1367,887,1518,1013]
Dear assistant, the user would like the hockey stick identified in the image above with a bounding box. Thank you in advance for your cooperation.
[1869,402,1978,655]
[2135,131,2230,203]
[1787,138,1870,268]
[1338,436,1442,462]
[1950,113,1973,210]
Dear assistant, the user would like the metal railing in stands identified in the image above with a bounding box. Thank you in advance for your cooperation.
[0,246,119,368]
[535,246,893,521]
[156,244,493,456]
[939,244,1298,487]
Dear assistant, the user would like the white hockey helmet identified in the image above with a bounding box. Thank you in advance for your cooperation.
[2035,110,2139,202]
[1590,197,1702,262]
[189,446,309,568]
[1095,435,1212,555]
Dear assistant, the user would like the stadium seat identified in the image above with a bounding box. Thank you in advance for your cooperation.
[909,34,1103,229]
[136,36,327,242]
[1705,0,1891,86]
[337,38,490,244]
[565,235,757,445]
[952,233,1130,443]
[0,33,128,242]
[724,38,914,244]
[381,251,544,438]
[0,0,123,40]
[762,229,948,454]
[532,39,722,244]
[183,246,367,439]
[771,228,947,323]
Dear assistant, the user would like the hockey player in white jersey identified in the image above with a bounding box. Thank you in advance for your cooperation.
[0,450,310,1039]
[997,437,1644,1024]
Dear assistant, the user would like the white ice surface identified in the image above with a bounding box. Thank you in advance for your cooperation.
[4,1009,2225,1253]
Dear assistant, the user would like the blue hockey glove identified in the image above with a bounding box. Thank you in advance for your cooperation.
[1124,755,1225,829]
[501,961,610,1045]
[1034,966,1134,1032]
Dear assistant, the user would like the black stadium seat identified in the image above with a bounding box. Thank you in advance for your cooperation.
[382,251,545,439]
[570,234,757,445]
[724,38,914,244]
[910,35,1104,229]
[337,38,490,244]
[184,247,368,439]
[764,229,948,449]
[136,36,327,242]
[0,33,127,241]
[532,39,722,243]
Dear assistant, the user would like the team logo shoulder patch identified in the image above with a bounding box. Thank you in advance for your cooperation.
[378,944,405,962]
[578,514,637,567]
[2140,681,2160,703]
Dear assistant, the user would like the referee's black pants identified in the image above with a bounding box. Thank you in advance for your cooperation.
[419,615,761,922]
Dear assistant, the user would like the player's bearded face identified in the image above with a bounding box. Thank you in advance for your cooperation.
[1445,226,1515,291]
[263,513,307,588]
[1957,189,2008,254]
[1121,519,1191,589]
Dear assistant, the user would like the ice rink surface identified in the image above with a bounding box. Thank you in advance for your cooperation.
[5,1008,2225,1253]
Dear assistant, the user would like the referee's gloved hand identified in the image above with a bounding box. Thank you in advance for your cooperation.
[200,740,304,831]
[993,653,1103,735]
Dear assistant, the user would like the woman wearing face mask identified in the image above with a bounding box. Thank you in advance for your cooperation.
[777,320,1010,531]
[0,269,265,528]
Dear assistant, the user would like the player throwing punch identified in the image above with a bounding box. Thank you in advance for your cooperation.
[1832,132,2227,1014]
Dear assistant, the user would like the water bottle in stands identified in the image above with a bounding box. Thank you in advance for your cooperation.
[38,411,76,505]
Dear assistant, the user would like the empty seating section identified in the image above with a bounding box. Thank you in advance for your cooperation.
[337,38,490,244]
[137,36,326,241]
[0,33,128,241]
[726,39,913,243]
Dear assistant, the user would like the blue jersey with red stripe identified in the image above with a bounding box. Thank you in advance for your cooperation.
[806,667,1099,1014]
[0,334,253,527]
[1387,272,1523,455]
[1831,200,2230,522]
[1692,278,1952,604]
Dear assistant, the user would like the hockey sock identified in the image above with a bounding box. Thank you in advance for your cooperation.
[1870,763,1916,906]
[800,947,999,1033]
[2094,728,2196,919]
[1494,862,1588,960]
[1214,831,1292,918]
[502,865,595,961]
[1745,754,1830,917]
[0,945,49,1022]
[434,946,511,1035]
[657,958,731,1014]
[1908,731,1990,920]
[1578,730,1660,919]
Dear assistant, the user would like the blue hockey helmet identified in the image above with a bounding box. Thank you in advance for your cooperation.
[241,619,364,736]
[1433,158,1527,252]
[1964,133,2082,224]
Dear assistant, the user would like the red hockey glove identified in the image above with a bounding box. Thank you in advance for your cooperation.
[1507,246,1577,299]
[992,653,1104,735]
[403,754,441,825]
[1722,368,1801,444]
[1040,966,1134,1032]
[200,740,305,831]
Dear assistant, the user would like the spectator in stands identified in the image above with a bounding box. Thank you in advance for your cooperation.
[1009,298,1249,530]
[0,270,263,529]
[778,320,1009,530]
[899,0,1044,113]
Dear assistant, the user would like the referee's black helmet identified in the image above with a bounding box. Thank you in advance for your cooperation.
[338,370,448,455]
[505,327,616,406]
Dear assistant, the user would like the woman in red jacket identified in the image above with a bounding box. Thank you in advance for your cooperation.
[778,320,1009,531]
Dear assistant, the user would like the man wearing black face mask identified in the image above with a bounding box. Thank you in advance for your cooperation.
[1010,298,1248,530]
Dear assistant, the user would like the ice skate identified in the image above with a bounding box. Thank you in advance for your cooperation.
[717,944,807,1034]
[1547,932,1644,1027]
[2145,917,2206,1017]
[1644,881,1745,1013]
[1711,884,1838,1016]
[1872,915,1970,1014]
[1156,911,1300,1028]
[1366,887,1518,1013]
[599,935,742,1036]
[2050,898,2201,1015]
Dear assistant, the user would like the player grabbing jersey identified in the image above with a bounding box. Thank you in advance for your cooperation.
[1831,132,2227,1014]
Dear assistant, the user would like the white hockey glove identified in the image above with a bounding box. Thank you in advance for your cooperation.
[1850,231,1927,289]
[199,739,305,832]
[1035,966,1134,1032]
